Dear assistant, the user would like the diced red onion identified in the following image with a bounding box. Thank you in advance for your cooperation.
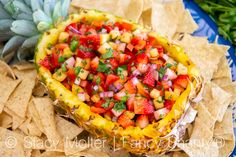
[80,80,88,88]
[132,69,141,76]
[137,63,149,73]
[69,26,82,35]
[162,75,168,81]
[109,84,119,92]
[101,28,107,34]
[150,64,157,71]
[93,85,99,91]
[154,108,170,120]
[162,54,169,61]
[74,78,81,85]
[77,92,86,101]
[115,40,121,44]
[131,77,139,85]
[167,80,172,86]
[114,83,123,90]
[99,91,114,98]
[117,43,126,52]
[65,57,75,69]
[112,109,124,117]
[165,68,177,80]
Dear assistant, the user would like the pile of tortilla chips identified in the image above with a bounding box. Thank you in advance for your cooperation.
[0,0,235,156]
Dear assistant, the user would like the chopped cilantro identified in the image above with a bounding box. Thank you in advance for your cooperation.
[113,101,126,111]
[81,60,87,66]
[58,56,65,63]
[136,49,145,55]
[158,67,166,79]
[61,63,67,72]
[156,96,163,103]
[165,63,173,68]
[74,67,82,75]
[79,45,92,52]
[96,77,101,85]
[116,65,127,79]
[97,61,111,73]
[121,94,128,102]
[102,101,110,108]
[47,43,52,49]
[101,48,113,59]
[87,74,94,81]
[70,40,78,52]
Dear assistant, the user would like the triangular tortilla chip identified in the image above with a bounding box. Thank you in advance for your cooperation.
[0,74,21,113]
[12,61,35,71]
[0,60,15,79]
[0,111,12,128]
[218,139,235,157]
[197,103,216,129]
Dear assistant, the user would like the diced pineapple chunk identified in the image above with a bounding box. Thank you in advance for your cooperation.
[153,98,164,109]
[45,48,52,55]
[98,43,111,54]
[100,34,111,44]
[177,63,188,75]
[52,69,67,82]
[150,48,158,58]
[108,42,118,50]
[78,69,89,80]
[75,57,91,70]
[165,91,178,101]
[75,57,83,67]
[59,32,69,43]
[91,94,100,103]
[72,84,84,94]
[85,93,90,101]
[110,30,120,39]
[63,47,73,58]
[120,32,132,43]
[150,89,160,99]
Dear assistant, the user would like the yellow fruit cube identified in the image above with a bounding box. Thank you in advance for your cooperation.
[165,91,178,101]
[59,32,69,43]
[120,32,132,43]
[177,63,188,75]
[63,47,73,58]
[78,69,89,80]
[100,34,110,44]
[150,89,161,99]
[52,69,67,82]
[72,84,84,94]
[91,94,100,103]
[153,99,164,109]
[150,48,158,58]
[98,43,111,54]
[110,30,120,39]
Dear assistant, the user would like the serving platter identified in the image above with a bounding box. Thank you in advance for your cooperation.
[183,0,236,156]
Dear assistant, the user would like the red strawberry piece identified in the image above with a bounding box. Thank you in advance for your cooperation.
[119,54,131,64]
[164,100,174,110]
[113,89,126,101]
[127,43,134,51]
[126,95,135,111]
[85,82,97,96]
[105,74,119,88]
[136,53,149,64]
[117,112,134,128]
[90,106,106,114]
[94,100,106,108]
[109,58,119,69]
[173,75,189,89]
[66,68,76,82]
[143,68,155,87]
[50,53,60,69]
[137,83,150,98]
[124,80,137,94]
[90,57,99,71]
[134,98,154,114]
[39,57,51,70]
[136,115,149,129]
[62,79,71,90]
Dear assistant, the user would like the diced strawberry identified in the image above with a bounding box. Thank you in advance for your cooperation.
[173,75,189,89]
[50,53,60,69]
[173,84,184,93]
[105,74,119,88]
[162,80,171,90]
[113,89,126,101]
[136,53,149,64]
[148,36,156,45]
[39,57,51,70]
[65,23,78,32]
[134,98,154,114]
[80,80,88,88]
[117,112,134,128]
[119,54,131,64]
[124,80,136,94]
[137,83,150,98]
[90,106,106,114]
[66,68,76,82]
[94,100,106,108]
[127,43,134,51]
[85,82,96,96]
[164,100,174,110]
[136,115,149,129]
[131,36,141,45]
[112,109,125,117]
[109,58,119,69]
[91,57,99,71]
[104,110,113,119]
[126,95,135,111]
[62,79,71,90]
[143,68,155,87]
[55,43,68,50]
[134,40,146,50]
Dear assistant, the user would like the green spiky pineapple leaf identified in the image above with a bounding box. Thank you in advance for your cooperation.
[0,0,71,62]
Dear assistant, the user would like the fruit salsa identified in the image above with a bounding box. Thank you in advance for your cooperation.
[39,18,190,129]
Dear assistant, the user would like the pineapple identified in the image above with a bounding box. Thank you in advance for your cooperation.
[0,0,70,62]
[35,10,202,155]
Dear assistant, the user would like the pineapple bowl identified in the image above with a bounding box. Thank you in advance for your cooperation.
[35,9,202,154]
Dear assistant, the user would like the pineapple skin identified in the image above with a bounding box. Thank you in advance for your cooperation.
[35,10,202,154]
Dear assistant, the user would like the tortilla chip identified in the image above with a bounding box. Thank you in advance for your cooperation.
[19,118,42,137]
[5,77,35,119]
[139,9,152,27]
[55,115,83,140]
[109,149,131,157]
[221,82,236,103]
[151,0,185,38]
[0,74,21,113]
[0,111,12,128]
[31,150,41,157]
[176,10,198,34]
[172,151,188,157]
[3,107,25,130]
[214,108,234,140]
[23,136,46,150]
[143,0,152,11]
[13,68,37,80]
[12,61,35,71]
[177,140,219,157]
[33,80,48,97]
[69,148,110,157]
[0,60,15,79]
[71,0,143,22]
[175,34,226,82]
[218,139,235,157]
[196,103,216,129]
[33,97,63,150]
[190,117,213,142]
[64,140,89,156]
[38,151,65,157]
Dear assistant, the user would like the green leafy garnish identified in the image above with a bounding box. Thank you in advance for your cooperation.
[74,66,82,75]
[79,45,92,52]
[96,76,101,85]
[61,63,67,72]
[102,101,110,108]
[101,48,113,59]
[58,56,65,63]
[70,40,78,52]
[116,65,127,79]
[165,63,173,68]
[158,67,166,79]
[87,74,94,81]
[97,61,111,74]
[113,101,126,111]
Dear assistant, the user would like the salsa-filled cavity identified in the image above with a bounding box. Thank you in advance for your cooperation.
[39,18,190,129]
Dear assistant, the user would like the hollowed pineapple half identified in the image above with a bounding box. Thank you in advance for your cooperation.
[35,9,202,154]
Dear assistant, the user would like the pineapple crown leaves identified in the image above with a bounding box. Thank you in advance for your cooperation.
[0,0,71,62]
